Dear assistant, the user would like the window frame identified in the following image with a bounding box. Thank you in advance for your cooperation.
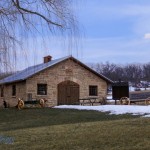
[37,84,47,95]
[12,85,16,96]
[0,86,4,97]
[89,85,98,96]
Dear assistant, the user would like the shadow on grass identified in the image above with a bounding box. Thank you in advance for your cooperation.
[0,107,140,132]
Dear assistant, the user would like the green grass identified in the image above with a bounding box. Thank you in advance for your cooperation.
[0,107,150,150]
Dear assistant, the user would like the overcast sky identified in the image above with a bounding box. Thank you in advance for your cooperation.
[17,0,150,69]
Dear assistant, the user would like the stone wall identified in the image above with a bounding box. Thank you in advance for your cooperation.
[0,81,26,107]
[26,59,108,107]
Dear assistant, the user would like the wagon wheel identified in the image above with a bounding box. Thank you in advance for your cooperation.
[39,98,47,107]
[145,97,150,105]
[17,98,24,110]
[120,97,130,105]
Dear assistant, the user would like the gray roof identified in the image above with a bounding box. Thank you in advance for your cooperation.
[0,56,71,84]
[0,55,113,84]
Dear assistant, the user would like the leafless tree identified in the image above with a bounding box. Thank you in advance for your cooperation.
[0,0,78,72]
[124,64,142,83]
[143,63,150,81]
[88,62,148,84]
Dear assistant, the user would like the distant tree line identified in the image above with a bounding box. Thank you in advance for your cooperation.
[88,62,150,84]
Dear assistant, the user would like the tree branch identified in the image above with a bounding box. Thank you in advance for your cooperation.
[11,0,63,27]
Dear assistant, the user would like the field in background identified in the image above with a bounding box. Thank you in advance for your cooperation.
[0,108,150,150]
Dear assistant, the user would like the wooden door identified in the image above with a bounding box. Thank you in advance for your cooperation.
[58,81,79,105]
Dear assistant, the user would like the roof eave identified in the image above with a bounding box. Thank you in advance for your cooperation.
[0,79,26,85]
[69,57,114,84]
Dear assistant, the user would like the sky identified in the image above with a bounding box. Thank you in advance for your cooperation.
[75,0,150,64]
[16,0,150,69]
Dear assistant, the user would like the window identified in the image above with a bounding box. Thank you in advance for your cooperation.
[1,86,4,97]
[12,85,16,96]
[89,85,98,96]
[37,84,47,95]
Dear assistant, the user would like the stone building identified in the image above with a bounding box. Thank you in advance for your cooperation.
[0,55,112,107]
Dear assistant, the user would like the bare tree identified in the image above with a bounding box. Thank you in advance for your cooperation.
[88,62,148,84]
[0,0,78,72]
[124,64,142,84]
[143,63,150,81]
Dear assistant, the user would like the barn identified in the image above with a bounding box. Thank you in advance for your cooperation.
[0,55,112,107]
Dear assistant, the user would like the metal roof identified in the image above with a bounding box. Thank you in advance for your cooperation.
[0,55,113,84]
[0,56,71,84]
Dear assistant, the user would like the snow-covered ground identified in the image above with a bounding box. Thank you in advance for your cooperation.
[107,95,113,100]
[129,87,150,92]
[54,105,150,117]
[108,87,150,93]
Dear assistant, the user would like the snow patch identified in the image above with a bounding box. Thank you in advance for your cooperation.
[54,105,150,117]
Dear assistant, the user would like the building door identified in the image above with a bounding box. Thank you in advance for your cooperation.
[58,80,79,105]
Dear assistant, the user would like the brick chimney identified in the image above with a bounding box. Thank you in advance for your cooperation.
[43,55,52,63]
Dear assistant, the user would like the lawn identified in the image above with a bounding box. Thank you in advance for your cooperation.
[0,107,150,150]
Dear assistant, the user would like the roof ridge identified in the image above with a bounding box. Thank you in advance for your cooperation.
[0,55,112,84]
[0,55,71,84]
